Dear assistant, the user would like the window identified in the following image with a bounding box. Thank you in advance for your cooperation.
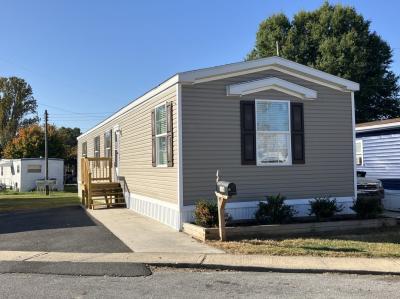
[255,100,291,165]
[94,136,100,158]
[356,140,363,166]
[155,104,167,166]
[17,165,20,173]
[27,165,42,173]
[82,142,87,158]
[1,166,3,176]
[104,130,112,158]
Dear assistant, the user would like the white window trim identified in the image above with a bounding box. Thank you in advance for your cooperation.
[356,139,363,166]
[155,102,168,167]
[94,136,100,158]
[227,77,317,100]
[104,130,112,158]
[255,99,292,166]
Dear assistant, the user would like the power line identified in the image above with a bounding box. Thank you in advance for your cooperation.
[38,102,115,116]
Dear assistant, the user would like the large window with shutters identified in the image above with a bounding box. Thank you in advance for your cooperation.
[255,100,291,165]
[241,100,304,166]
[155,104,167,166]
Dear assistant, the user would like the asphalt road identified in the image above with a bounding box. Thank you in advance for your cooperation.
[0,206,131,252]
[1,271,400,298]
[0,261,151,277]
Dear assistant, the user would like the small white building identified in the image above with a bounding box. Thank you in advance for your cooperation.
[0,158,64,192]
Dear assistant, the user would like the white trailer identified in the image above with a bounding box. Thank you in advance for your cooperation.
[0,158,64,192]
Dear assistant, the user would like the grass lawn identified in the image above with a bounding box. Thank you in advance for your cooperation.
[0,191,80,212]
[210,227,400,258]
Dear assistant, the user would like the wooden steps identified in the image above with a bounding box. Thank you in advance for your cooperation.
[80,157,126,210]
[89,182,126,209]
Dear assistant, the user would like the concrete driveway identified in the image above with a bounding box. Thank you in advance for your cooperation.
[0,206,131,253]
[88,208,224,254]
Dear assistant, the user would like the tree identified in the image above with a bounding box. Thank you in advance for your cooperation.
[57,126,81,168]
[2,124,64,159]
[0,77,38,150]
[247,2,400,123]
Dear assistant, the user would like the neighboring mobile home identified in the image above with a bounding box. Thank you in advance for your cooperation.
[0,158,64,192]
[356,118,400,211]
[77,56,359,230]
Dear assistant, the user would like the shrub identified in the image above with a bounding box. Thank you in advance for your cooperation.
[255,194,295,224]
[351,195,383,219]
[309,196,343,221]
[193,200,232,228]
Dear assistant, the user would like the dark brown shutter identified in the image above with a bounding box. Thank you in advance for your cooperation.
[291,102,305,164]
[240,101,256,165]
[151,109,156,167]
[166,102,174,167]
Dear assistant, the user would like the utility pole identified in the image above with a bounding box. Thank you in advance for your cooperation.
[44,110,49,195]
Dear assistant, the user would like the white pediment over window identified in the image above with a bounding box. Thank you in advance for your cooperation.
[226,77,318,100]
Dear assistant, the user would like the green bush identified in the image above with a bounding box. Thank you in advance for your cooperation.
[255,194,295,224]
[309,196,343,221]
[193,200,232,228]
[351,195,383,219]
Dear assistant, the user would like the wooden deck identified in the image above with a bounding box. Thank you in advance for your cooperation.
[81,157,126,209]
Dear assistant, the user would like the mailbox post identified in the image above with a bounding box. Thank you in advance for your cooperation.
[215,180,237,241]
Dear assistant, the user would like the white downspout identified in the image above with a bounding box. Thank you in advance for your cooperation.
[351,92,357,200]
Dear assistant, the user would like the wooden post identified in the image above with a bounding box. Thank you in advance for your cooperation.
[216,191,228,241]
[88,172,92,209]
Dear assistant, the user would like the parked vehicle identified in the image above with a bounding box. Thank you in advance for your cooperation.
[357,171,384,199]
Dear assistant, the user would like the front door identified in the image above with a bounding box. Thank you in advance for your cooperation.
[113,126,121,181]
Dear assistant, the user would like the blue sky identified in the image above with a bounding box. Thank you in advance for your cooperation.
[1,0,399,132]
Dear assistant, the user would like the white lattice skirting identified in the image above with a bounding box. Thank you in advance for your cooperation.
[123,193,355,230]
[126,193,181,230]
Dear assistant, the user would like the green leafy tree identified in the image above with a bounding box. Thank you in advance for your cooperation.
[57,126,81,170]
[247,2,400,123]
[2,124,65,159]
[0,77,38,150]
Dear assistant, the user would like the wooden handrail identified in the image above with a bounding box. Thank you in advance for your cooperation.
[81,157,113,208]
[85,157,113,161]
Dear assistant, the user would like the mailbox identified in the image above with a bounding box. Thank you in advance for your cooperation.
[216,181,237,197]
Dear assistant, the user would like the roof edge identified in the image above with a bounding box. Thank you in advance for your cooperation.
[78,56,359,140]
[180,56,359,91]
[356,121,400,132]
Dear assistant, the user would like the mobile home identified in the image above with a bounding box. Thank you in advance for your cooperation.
[356,118,400,211]
[77,56,359,230]
[0,158,64,192]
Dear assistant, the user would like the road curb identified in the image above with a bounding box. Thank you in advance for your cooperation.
[1,251,400,276]
[147,261,400,276]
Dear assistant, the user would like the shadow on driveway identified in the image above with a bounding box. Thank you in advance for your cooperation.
[0,206,132,253]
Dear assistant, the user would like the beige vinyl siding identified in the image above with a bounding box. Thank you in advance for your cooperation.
[181,69,354,205]
[78,85,178,204]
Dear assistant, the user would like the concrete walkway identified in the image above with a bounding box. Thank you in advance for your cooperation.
[2,251,400,275]
[86,208,223,254]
